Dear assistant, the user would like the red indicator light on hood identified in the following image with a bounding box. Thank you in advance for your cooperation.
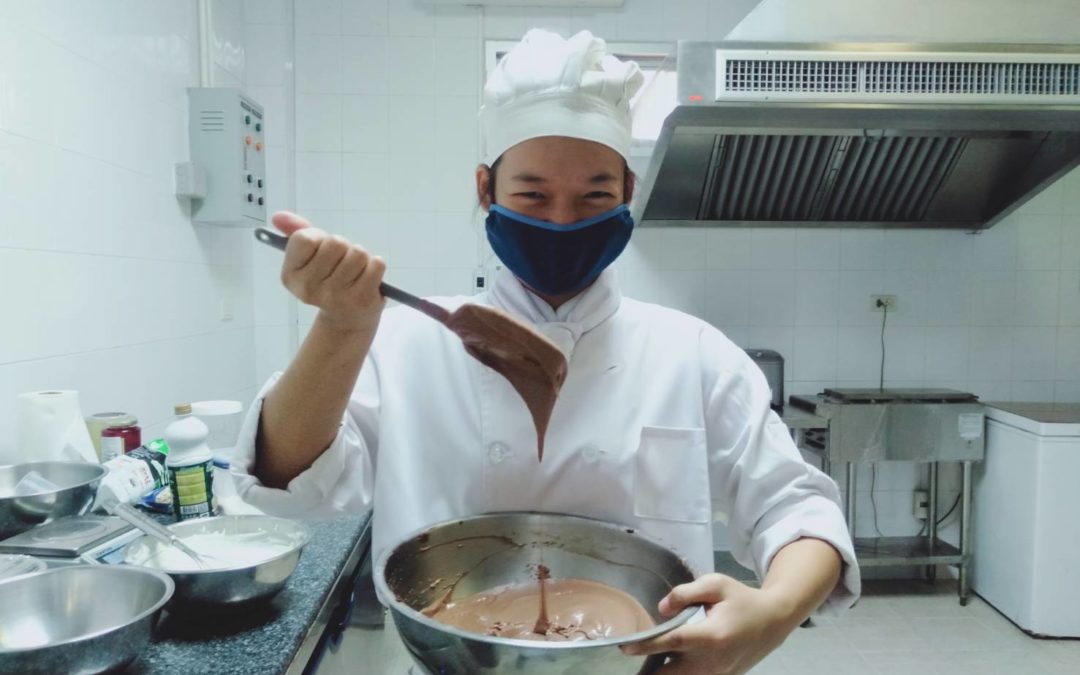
[688,94,704,101]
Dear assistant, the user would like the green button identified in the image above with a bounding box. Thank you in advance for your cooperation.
[244,115,251,125]
[255,122,262,132]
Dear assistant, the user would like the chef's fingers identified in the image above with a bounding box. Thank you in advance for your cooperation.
[305,235,351,283]
[327,245,371,290]
[272,210,313,236]
[658,574,734,617]
[350,254,387,300]
[279,230,323,285]
[620,623,718,656]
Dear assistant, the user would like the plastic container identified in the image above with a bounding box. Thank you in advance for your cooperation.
[93,439,170,511]
[191,400,242,452]
[164,403,216,521]
[100,423,142,461]
[85,412,137,459]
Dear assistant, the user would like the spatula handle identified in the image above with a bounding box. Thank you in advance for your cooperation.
[254,227,449,322]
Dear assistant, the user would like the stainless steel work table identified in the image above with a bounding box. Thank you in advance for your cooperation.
[783,389,985,605]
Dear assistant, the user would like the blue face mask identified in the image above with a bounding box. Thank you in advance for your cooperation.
[485,203,634,296]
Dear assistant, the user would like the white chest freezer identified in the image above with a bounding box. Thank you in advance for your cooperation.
[972,402,1080,637]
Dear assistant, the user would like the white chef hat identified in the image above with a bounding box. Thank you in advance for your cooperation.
[480,29,644,165]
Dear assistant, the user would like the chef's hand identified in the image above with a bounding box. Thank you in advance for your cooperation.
[621,574,800,675]
[273,211,386,333]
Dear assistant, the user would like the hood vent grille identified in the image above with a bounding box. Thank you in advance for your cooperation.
[721,54,1080,100]
[724,59,860,94]
[635,42,1080,229]
[706,135,965,221]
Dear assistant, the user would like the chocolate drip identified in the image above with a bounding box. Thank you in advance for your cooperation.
[445,304,567,460]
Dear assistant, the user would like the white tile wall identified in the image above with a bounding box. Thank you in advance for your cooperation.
[296,94,343,152]
[283,0,1080,559]
[342,36,389,95]
[244,0,297,387]
[295,34,342,93]
[795,270,840,326]
[296,152,343,210]
[341,153,389,211]
[295,0,340,36]
[0,0,263,455]
[343,0,390,36]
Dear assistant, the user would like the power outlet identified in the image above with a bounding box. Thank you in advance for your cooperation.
[913,489,929,520]
[872,294,898,311]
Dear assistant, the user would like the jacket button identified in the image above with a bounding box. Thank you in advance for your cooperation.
[488,443,509,463]
[581,445,600,462]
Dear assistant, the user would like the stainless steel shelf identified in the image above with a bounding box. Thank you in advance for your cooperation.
[854,536,962,567]
[780,407,829,430]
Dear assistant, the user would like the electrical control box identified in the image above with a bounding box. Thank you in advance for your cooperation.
[187,88,266,226]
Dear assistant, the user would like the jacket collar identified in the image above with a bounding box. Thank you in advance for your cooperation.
[488,268,622,357]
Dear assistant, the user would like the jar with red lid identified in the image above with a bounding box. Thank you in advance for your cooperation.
[100,421,141,462]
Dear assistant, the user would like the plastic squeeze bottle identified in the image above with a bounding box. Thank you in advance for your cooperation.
[163,403,216,521]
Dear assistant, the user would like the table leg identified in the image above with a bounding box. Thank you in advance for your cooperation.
[845,463,857,538]
[927,462,938,584]
[959,461,973,606]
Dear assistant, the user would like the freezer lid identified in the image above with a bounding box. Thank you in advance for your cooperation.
[985,402,1080,436]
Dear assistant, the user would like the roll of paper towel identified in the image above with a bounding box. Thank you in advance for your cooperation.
[11,391,99,465]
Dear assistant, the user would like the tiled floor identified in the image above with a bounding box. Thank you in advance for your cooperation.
[753,580,1080,675]
[319,580,1080,674]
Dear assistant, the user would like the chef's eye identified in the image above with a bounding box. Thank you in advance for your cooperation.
[515,191,545,200]
[586,191,614,199]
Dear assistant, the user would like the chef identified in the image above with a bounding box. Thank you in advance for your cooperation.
[233,29,860,674]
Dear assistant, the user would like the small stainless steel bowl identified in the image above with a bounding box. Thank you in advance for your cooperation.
[376,512,700,675]
[0,462,107,539]
[0,565,174,675]
[0,554,46,581]
[124,515,310,606]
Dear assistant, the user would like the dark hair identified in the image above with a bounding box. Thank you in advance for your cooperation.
[487,156,504,202]
[487,156,633,204]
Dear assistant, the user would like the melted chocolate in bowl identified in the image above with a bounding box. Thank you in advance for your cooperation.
[379,513,700,674]
[444,303,568,460]
[430,576,655,642]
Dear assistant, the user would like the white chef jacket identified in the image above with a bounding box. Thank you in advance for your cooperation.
[232,267,860,611]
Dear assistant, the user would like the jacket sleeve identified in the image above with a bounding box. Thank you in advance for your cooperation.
[702,327,860,614]
[230,356,380,518]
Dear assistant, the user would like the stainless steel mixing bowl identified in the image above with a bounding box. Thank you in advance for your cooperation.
[0,462,107,539]
[0,553,46,581]
[376,512,700,675]
[123,515,310,606]
[0,565,174,675]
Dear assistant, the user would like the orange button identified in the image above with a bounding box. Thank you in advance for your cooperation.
[255,142,262,151]
[245,136,252,145]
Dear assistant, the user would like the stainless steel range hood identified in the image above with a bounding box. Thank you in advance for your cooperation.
[634,2,1080,229]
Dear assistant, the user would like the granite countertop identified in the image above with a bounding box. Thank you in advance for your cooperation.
[126,513,372,675]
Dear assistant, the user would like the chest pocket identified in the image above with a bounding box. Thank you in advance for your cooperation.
[633,426,710,524]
